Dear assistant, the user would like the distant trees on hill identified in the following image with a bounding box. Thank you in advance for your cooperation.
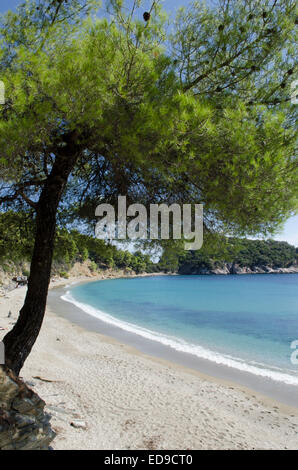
[0,211,157,274]
[161,238,298,273]
[1,212,297,276]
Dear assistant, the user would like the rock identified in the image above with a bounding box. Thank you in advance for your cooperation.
[0,366,55,450]
[70,419,87,430]
[179,261,298,276]
[25,380,36,388]
[12,276,28,286]
[211,266,230,275]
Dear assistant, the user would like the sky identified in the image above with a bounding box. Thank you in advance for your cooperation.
[0,0,192,13]
[1,0,297,246]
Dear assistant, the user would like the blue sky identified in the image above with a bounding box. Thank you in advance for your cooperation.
[274,216,298,247]
[1,0,297,246]
[0,0,191,13]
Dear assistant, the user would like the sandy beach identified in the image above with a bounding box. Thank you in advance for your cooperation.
[1,276,298,450]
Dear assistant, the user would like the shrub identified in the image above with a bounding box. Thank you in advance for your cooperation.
[89,261,98,273]
[59,271,69,279]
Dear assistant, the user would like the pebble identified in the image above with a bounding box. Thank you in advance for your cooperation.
[70,420,87,430]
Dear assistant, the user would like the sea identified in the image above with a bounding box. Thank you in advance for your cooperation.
[61,274,298,387]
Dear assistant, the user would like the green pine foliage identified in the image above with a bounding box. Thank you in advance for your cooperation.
[0,0,297,240]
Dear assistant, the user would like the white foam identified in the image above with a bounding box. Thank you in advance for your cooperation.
[61,291,298,386]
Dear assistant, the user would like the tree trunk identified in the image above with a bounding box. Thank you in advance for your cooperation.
[3,140,80,375]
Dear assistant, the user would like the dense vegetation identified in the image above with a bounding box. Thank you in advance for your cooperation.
[1,212,297,277]
[160,238,298,273]
[0,211,157,275]
[226,239,298,268]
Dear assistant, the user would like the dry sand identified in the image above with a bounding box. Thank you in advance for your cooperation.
[0,278,297,450]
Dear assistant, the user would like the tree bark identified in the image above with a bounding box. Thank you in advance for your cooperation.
[3,139,80,375]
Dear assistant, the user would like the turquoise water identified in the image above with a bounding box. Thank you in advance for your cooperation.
[64,274,298,385]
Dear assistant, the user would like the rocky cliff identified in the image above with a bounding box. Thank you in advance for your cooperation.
[178,263,298,275]
[0,366,55,450]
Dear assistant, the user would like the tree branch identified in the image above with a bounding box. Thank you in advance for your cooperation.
[18,192,38,209]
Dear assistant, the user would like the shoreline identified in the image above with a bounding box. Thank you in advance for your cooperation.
[49,277,298,409]
[1,274,298,449]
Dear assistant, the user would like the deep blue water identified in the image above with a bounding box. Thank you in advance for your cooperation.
[65,274,298,384]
